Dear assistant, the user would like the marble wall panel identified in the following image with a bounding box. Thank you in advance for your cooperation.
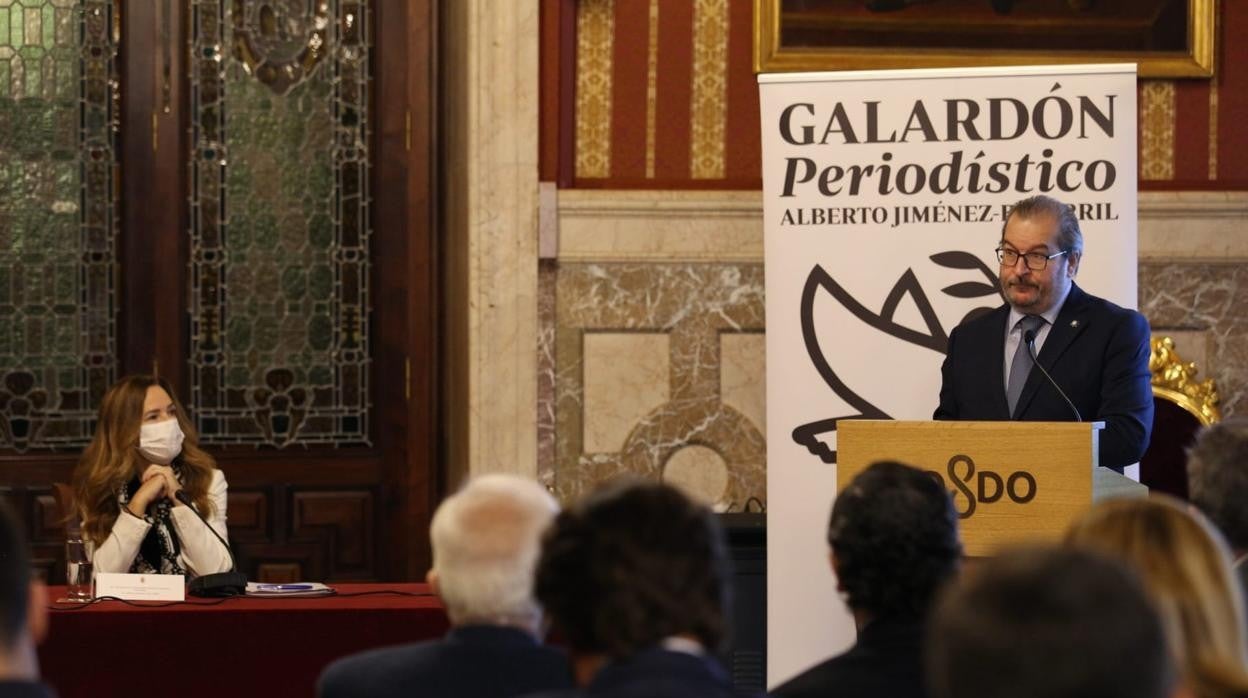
[1141,263,1248,418]
[583,332,671,452]
[552,263,766,508]
[721,332,766,432]
[537,261,558,489]
[664,444,731,507]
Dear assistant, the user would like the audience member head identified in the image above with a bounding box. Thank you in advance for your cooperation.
[73,374,217,544]
[1065,496,1248,698]
[927,547,1176,698]
[0,501,47,679]
[428,474,559,632]
[1187,417,1248,554]
[534,479,731,660]
[828,461,961,624]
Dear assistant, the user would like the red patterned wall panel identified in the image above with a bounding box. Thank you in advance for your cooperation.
[725,0,761,183]
[1173,79,1212,182]
[544,0,1248,190]
[651,0,696,183]
[609,1,653,180]
[1216,4,1248,184]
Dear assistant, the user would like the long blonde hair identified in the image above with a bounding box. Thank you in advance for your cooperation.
[1066,496,1248,698]
[72,375,218,545]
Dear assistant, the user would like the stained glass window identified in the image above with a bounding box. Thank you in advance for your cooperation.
[189,0,371,447]
[0,0,118,452]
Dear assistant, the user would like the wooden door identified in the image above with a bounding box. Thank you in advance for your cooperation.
[0,0,439,583]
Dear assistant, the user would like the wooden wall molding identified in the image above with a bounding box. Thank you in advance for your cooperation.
[228,486,379,582]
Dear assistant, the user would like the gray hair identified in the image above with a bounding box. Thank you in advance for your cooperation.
[1188,417,1248,551]
[430,474,559,626]
[1002,195,1084,255]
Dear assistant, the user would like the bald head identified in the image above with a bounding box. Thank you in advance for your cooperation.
[430,475,559,628]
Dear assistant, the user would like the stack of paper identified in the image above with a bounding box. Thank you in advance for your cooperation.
[245,582,335,597]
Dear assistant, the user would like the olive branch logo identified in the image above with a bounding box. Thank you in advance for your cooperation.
[791,251,1001,463]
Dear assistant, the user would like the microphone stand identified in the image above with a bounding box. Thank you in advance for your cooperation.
[1024,330,1082,422]
[175,490,248,597]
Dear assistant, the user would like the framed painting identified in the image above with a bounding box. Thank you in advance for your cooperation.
[755,0,1216,78]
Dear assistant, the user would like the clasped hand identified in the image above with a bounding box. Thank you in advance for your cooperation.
[127,464,183,517]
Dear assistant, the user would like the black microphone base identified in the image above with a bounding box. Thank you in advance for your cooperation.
[188,571,248,597]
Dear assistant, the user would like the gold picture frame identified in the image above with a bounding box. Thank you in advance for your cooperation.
[755,0,1216,78]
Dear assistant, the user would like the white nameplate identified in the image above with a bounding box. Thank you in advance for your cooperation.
[95,573,185,601]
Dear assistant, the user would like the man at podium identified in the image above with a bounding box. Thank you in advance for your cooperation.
[934,195,1153,472]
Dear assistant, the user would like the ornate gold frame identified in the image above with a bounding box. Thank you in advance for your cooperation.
[754,0,1217,78]
[1149,336,1221,426]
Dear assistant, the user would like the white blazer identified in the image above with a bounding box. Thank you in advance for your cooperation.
[92,468,232,577]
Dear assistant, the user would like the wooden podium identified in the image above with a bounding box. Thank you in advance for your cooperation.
[837,420,1147,556]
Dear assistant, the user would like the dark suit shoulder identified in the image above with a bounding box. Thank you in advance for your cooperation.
[949,303,1009,339]
[772,652,925,698]
[771,620,926,698]
[1061,285,1147,326]
[1237,560,1248,628]
[319,629,572,698]
[0,682,57,698]
[318,640,435,694]
[580,649,743,698]
[1058,288,1151,365]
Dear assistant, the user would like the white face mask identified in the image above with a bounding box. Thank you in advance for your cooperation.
[139,419,185,465]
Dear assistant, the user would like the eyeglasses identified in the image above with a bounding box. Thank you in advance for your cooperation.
[995,247,1069,271]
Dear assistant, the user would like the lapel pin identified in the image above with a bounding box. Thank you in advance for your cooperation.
[1070,320,1079,328]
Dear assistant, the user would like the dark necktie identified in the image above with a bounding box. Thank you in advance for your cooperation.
[1006,315,1046,416]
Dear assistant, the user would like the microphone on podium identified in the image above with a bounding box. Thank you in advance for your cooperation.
[1023,329,1082,422]
[175,490,248,597]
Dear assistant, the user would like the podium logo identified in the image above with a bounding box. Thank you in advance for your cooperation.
[933,454,1036,519]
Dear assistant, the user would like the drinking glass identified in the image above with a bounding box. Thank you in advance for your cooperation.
[65,536,94,602]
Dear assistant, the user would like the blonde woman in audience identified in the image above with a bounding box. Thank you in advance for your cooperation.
[1065,496,1248,698]
[72,375,232,577]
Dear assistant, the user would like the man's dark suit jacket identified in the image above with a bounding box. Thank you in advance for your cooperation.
[523,647,745,698]
[0,681,56,698]
[769,618,926,698]
[934,283,1153,472]
[317,625,572,698]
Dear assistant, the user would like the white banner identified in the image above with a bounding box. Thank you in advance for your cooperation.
[760,64,1138,687]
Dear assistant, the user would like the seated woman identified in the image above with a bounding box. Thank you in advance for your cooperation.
[1065,496,1248,698]
[72,375,232,577]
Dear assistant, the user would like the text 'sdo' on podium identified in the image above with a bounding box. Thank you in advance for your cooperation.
[837,420,1147,557]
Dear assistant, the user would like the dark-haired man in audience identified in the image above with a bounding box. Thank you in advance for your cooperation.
[772,461,961,698]
[318,475,571,698]
[1187,416,1248,619]
[0,501,54,698]
[927,547,1178,698]
[526,480,744,698]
